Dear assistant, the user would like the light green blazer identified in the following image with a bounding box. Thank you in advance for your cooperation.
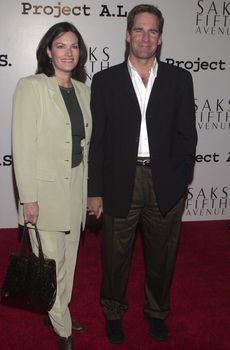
[12,74,92,231]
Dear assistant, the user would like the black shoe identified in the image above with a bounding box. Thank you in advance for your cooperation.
[148,318,168,341]
[106,319,125,344]
[57,335,74,350]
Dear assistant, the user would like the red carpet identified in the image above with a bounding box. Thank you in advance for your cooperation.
[0,221,230,350]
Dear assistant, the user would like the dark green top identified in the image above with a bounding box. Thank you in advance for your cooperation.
[60,86,85,167]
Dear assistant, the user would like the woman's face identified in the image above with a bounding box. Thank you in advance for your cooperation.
[47,31,80,76]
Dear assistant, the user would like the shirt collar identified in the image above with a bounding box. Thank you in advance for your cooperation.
[127,57,158,79]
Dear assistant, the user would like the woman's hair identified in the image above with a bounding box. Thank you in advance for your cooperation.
[36,22,87,82]
[127,4,164,34]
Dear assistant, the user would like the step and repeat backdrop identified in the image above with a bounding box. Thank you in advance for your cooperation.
[0,0,229,228]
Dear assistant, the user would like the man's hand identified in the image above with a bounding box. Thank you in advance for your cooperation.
[23,202,39,225]
[87,197,103,219]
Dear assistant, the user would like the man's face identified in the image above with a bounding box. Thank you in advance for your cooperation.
[126,12,162,60]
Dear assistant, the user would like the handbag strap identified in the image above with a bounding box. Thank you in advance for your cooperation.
[20,224,45,264]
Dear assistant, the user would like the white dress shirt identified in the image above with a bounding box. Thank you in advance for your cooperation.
[128,58,158,158]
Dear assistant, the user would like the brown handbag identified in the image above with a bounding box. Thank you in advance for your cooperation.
[0,224,57,314]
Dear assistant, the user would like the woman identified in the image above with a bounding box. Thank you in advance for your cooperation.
[12,22,92,350]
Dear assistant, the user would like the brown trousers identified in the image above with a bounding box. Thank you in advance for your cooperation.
[101,166,185,320]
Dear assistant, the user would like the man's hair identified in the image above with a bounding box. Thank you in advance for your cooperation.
[127,4,164,34]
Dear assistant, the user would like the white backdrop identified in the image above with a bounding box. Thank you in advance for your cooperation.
[0,0,229,228]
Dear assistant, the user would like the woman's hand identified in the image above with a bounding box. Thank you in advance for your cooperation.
[23,202,39,225]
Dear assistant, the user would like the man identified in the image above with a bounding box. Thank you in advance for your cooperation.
[88,4,197,344]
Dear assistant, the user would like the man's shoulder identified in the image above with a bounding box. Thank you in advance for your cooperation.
[92,62,126,80]
[159,61,192,79]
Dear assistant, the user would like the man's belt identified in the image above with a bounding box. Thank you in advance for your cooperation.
[137,158,151,167]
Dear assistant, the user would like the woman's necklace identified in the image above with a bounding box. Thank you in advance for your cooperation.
[59,85,74,94]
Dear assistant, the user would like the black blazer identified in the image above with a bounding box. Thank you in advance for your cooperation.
[88,61,197,216]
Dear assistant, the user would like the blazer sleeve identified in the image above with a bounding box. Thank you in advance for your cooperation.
[176,70,197,182]
[88,73,106,197]
[12,78,41,203]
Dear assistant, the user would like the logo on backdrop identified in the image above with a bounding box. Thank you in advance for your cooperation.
[0,155,12,167]
[195,97,230,130]
[164,57,226,72]
[0,53,12,67]
[195,0,230,36]
[20,2,128,18]
[195,152,230,163]
[185,186,229,217]
[86,46,110,80]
